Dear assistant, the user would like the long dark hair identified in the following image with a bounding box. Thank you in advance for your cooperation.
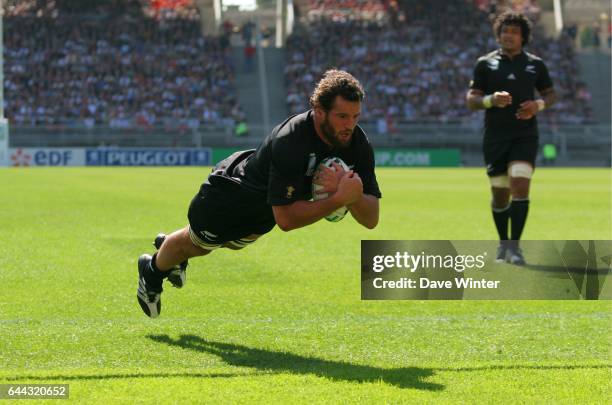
[494,11,532,46]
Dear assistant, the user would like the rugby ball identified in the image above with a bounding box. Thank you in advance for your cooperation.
[312,157,350,222]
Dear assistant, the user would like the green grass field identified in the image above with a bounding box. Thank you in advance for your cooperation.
[1,167,611,403]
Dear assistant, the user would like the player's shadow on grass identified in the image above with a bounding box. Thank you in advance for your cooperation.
[148,334,443,391]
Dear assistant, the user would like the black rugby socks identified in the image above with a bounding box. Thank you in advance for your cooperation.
[510,199,529,241]
[492,204,510,240]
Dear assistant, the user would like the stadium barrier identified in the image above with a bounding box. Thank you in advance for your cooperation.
[6,148,212,167]
[375,148,460,167]
[6,147,459,167]
[6,123,610,167]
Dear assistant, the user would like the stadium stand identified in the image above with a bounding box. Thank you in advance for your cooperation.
[2,0,607,166]
[3,0,596,129]
[304,0,388,22]
[285,0,594,125]
[3,0,246,130]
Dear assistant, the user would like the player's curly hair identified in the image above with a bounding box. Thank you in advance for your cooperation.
[493,11,532,46]
[309,69,365,112]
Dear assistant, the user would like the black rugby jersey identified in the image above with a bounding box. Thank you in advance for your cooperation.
[470,49,553,138]
[209,110,382,206]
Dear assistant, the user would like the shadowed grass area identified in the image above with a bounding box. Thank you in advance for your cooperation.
[148,334,443,390]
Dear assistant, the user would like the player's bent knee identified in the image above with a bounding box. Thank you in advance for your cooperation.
[223,235,262,250]
[186,243,211,257]
[187,226,221,253]
[173,229,209,257]
[508,162,533,179]
[489,175,509,188]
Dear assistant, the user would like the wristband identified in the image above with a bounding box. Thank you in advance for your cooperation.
[536,99,546,111]
[482,95,493,109]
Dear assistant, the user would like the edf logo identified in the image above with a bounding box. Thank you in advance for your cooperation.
[10,148,82,166]
[33,150,73,166]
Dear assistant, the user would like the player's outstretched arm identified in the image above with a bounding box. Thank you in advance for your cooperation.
[347,193,379,229]
[272,172,363,232]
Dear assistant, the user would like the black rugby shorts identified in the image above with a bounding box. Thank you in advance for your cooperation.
[483,135,538,177]
[187,182,276,248]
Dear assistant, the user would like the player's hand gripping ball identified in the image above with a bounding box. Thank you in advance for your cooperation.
[312,157,350,222]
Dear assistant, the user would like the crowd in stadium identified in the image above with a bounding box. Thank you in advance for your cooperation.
[304,0,389,22]
[4,0,245,130]
[286,0,593,126]
[2,0,596,130]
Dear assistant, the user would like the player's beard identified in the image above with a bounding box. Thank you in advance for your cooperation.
[321,115,352,149]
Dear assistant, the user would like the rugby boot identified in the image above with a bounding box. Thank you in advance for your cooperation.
[137,254,162,318]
